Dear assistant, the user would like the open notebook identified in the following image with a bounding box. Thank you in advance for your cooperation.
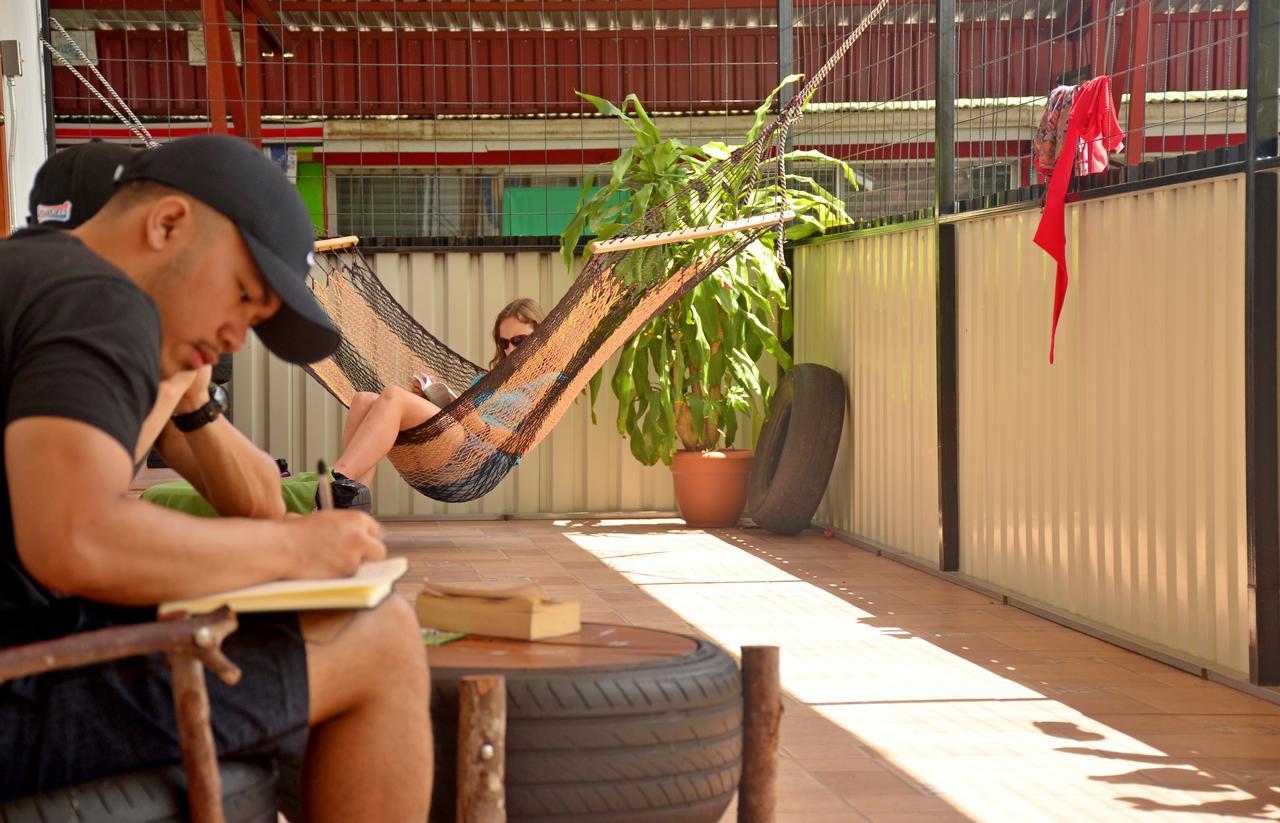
[159,557,409,616]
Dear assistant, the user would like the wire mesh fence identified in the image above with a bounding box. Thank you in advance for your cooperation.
[950,0,1248,214]
[42,0,1268,238]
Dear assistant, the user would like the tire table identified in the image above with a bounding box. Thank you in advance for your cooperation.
[427,624,743,822]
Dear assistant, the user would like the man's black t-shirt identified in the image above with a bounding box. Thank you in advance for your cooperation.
[0,227,161,642]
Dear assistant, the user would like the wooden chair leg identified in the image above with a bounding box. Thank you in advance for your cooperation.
[167,651,226,823]
[457,674,507,822]
[739,645,782,823]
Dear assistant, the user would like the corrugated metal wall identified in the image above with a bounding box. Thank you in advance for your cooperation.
[794,227,941,565]
[954,175,1248,674]
[232,249,676,518]
[53,16,1246,119]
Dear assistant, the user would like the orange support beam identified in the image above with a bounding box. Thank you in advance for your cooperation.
[225,0,284,53]
[199,0,230,134]
[211,13,247,139]
[1126,0,1152,164]
[1110,3,1130,115]
[1091,0,1110,78]
[202,0,269,143]
[241,10,263,146]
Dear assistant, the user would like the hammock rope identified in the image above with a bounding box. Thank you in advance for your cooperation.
[42,18,157,148]
[307,0,890,503]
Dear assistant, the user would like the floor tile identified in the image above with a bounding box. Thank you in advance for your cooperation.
[307,515,1280,821]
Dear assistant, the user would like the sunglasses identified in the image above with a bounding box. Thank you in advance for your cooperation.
[498,334,528,349]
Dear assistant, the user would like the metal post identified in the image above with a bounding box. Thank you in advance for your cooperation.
[1245,0,1280,685]
[777,0,795,369]
[935,0,960,572]
[935,0,955,211]
[776,0,793,114]
[39,0,55,156]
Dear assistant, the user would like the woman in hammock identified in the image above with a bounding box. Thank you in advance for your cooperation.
[331,298,546,486]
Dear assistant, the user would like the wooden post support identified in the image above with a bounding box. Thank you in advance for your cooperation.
[167,652,225,823]
[1125,0,1153,165]
[457,674,507,823]
[199,0,230,134]
[739,645,782,823]
[241,9,264,147]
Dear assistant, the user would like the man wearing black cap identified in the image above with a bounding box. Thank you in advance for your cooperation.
[0,135,431,818]
[25,140,291,520]
[27,140,140,230]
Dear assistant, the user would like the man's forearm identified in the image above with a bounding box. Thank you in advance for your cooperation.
[34,497,299,605]
[157,418,287,519]
[9,416,382,608]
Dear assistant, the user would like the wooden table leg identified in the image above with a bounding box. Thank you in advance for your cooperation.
[739,645,781,823]
[457,674,507,822]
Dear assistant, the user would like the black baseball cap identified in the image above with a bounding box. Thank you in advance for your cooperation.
[115,134,339,365]
[28,141,141,229]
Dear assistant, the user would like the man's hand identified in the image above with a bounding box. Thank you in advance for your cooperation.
[283,510,387,579]
[173,364,215,414]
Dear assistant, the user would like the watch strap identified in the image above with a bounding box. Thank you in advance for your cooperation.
[171,398,222,433]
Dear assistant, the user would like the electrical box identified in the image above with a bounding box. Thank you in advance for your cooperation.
[0,40,20,78]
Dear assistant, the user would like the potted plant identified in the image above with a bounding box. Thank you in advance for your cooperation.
[560,79,855,527]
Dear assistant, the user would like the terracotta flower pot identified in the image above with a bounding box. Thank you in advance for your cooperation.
[670,449,754,528]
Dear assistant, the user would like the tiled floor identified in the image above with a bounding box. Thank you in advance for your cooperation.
[383,517,1280,822]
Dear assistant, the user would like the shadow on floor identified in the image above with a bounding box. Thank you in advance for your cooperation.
[716,525,1280,819]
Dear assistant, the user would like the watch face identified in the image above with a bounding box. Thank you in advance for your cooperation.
[209,382,230,414]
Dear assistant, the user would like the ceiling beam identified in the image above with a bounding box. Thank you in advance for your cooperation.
[52,0,924,13]
[224,0,284,52]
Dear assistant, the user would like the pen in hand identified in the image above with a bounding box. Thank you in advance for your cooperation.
[316,460,334,511]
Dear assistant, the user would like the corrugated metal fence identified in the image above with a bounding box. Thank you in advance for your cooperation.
[954,175,1248,674]
[232,249,677,518]
[796,175,1249,677]
[794,226,941,565]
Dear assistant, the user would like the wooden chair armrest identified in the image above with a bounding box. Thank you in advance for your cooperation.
[0,606,240,685]
[0,607,241,823]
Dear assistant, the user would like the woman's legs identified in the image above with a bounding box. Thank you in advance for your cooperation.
[334,386,439,486]
[342,392,379,453]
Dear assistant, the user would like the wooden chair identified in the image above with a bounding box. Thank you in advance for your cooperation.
[0,608,253,823]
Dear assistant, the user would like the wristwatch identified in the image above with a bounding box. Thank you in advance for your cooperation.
[171,383,229,433]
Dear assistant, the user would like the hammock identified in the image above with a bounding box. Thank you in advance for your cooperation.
[306,0,889,503]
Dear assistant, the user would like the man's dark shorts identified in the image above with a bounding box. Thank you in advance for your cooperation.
[0,611,309,801]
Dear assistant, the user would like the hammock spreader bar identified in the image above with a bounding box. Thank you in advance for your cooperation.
[315,235,360,253]
[588,210,796,255]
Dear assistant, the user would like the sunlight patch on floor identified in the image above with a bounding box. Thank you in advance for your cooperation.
[563,529,1269,820]
[554,518,686,527]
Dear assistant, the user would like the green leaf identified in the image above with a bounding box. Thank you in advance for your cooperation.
[783,149,863,191]
[586,370,603,425]
[559,87,862,466]
[746,73,804,143]
[623,93,662,145]
[577,91,627,119]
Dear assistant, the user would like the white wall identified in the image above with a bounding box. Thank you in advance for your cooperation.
[0,1,52,232]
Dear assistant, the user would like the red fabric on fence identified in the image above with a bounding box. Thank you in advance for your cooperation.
[1033,75,1123,363]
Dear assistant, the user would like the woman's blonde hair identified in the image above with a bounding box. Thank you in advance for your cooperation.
[490,297,546,368]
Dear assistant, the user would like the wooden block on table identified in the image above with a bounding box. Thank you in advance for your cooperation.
[415,580,580,640]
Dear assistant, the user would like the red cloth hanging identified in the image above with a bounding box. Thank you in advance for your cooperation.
[1033,76,1123,363]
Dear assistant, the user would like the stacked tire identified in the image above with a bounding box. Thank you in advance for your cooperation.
[429,637,742,822]
[0,762,277,823]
